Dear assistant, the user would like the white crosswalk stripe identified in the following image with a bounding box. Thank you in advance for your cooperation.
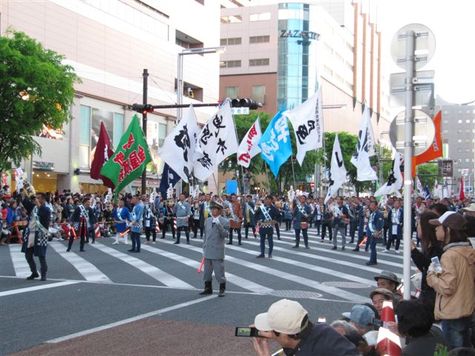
[154,240,369,303]
[9,244,31,278]
[140,244,273,294]
[91,243,194,290]
[49,242,111,282]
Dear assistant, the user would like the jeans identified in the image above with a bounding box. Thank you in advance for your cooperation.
[368,236,377,263]
[333,226,346,248]
[441,316,473,350]
[259,228,273,257]
[131,231,141,251]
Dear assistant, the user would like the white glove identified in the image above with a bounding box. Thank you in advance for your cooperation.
[212,217,221,225]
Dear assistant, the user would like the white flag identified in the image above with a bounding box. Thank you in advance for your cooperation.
[351,105,377,181]
[375,152,403,197]
[284,87,324,165]
[158,105,199,183]
[237,117,262,168]
[416,176,424,197]
[194,100,238,181]
[325,134,347,204]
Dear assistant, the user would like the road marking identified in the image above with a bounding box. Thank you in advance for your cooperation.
[91,242,193,289]
[157,240,368,303]
[141,244,273,294]
[45,295,216,344]
[49,242,111,283]
[0,281,79,297]
[9,244,31,278]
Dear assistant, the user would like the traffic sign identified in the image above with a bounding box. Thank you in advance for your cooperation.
[391,23,436,70]
[389,109,435,155]
[389,71,435,108]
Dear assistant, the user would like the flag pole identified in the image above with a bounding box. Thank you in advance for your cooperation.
[290,156,297,190]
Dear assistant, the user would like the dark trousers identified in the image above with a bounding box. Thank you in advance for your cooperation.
[294,229,309,247]
[131,231,141,251]
[25,247,47,277]
[274,223,280,239]
[145,227,156,242]
[176,226,189,244]
[284,220,292,231]
[314,221,321,235]
[349,220,357,243]
[383,225,389,245]
[368,236,377,264]
[244,223,256,239]
[259,228,273,257]
[87,228,95,243]
[68,230,86,251]
[229,228,242,244]
[386,233,401,250]
[191,219,202,238]
[162,219,175,239]
[321,222,332,240]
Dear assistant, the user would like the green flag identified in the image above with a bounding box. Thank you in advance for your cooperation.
[100,115,151,194]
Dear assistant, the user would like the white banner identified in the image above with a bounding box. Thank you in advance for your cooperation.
[375,152,403,197]
[284,87,324,165]
[194,100,238,181]
[325,134,347,204]
[237,117,262,168]
[351,105,377,181]
[158,105,199,183]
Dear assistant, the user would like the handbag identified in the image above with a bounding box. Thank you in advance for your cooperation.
[300,222,309,230]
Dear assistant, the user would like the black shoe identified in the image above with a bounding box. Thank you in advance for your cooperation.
[173,241,180,244]
[226,242,233,245]
[128,249,135,252]
[331,246,337,250]
[305,246,310,249]
[218,283,226,297]
[66,249,70,252]
[350,240,354,244]
[80,249,85,252]
[256,254,265,258]
[341,247,345,251]
[200,281,213,295]
[41,275,47,281]
[352,248,359,252]
[238,242,242,245]
[26,272,39,280]
[186,241,190,245]
[366,262,377,266]
[292,245,299,248]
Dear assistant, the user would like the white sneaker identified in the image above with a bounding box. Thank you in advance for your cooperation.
[112,241,119,245]
[152,241,156,244]
[395,250,400,254]
[381,249,389,253]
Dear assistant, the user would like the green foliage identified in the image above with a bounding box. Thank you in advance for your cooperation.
[0,30,79,172]
[417,163,439,188]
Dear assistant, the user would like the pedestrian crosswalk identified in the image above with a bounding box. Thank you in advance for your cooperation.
[2,228,411,303]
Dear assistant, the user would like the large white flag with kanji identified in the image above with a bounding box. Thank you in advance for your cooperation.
[158,105,199,183]
[325,134,347,204]
[237,117,262,168]
[375,152,403,197]
[193,100,238,181]
[284,86,324,165]
[351,105,377,181]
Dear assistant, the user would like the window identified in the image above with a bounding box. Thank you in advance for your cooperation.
[221,60,241,68]
[176,29,203,49]
[158,123,167,147]
[249,58,269,66]
[250,12,271,21]
[225,86,239,98]
[79,105,124,169]
[221,37,242,45]
[458,120,462,124]
[251,85,266,104]
[221,15,242,23]
[250,35,270,44]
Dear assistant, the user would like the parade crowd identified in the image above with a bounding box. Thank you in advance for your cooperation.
[0,184,474,355]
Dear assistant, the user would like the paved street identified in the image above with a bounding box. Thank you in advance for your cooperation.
[0,229,411,355]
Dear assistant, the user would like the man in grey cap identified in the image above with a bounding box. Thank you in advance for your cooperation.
[199,201,230,297]
[373,271,400,294]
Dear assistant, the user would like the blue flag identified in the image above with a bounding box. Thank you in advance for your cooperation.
[423,185,432,200]
[159,163,180,199]
[259,111,292,176]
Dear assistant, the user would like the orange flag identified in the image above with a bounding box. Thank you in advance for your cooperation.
[412,111,443,177]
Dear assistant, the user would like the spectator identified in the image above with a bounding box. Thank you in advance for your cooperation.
[427,211,475,350]
[395,299,446,356]
[411,210,444,310]
[374,271,400,294]
[370,288,394,317]
[330,320,375,355]
[252,299,358,356]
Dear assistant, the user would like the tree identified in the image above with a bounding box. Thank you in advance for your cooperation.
[0,30,79,173]
[417,163,439,188]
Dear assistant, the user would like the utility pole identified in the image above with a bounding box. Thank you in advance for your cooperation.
[141,68,149,195]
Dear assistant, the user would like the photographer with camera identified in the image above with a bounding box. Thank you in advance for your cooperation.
[251,299,358,356]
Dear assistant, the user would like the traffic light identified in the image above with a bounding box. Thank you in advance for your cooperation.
[131,103,154,114]
[230,98,261,110]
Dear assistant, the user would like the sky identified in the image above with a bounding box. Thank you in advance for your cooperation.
[378,0,475,104]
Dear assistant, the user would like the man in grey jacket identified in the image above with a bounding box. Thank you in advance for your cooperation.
[200,201,230,297]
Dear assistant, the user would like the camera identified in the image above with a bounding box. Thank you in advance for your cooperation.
[235,327,261,337]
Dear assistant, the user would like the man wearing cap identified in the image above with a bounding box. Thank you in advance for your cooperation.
[373,271,400,294]
[342,304,378,340]
[252,299,358,356]
[426,211,475,350]
[199,201,230,297]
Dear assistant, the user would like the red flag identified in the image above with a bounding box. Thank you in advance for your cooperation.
[90,122,115,188]
[459,177,465,201]
[412,111,443,176]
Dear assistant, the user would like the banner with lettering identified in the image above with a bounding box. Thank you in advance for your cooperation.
[259,111,292,177]
[100,115,151,195]
[325,134,347,204]
[237,117,262,168]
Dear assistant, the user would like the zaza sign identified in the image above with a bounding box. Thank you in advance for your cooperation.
[280,30,320,41]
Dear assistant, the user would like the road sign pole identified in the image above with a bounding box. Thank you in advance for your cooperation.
[403,30,416,300]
